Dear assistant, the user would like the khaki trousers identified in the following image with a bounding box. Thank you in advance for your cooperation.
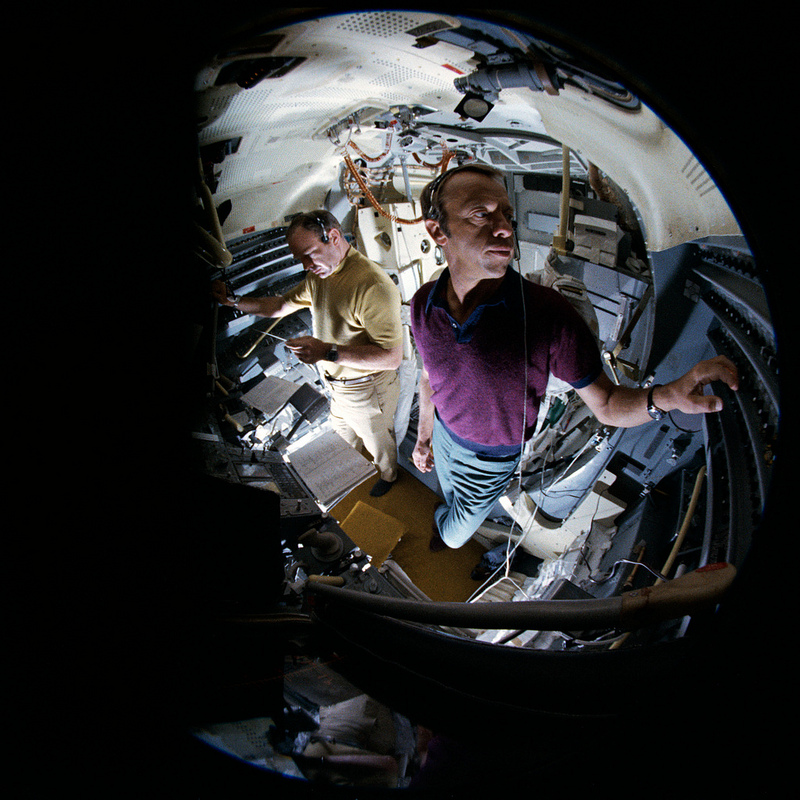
[326,370,400,482]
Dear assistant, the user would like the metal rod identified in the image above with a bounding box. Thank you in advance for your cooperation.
[552,145,571,255]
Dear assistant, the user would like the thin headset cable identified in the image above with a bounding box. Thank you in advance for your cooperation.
[496,221,528,578]
[505,256,529,568]
[468,234,530,603]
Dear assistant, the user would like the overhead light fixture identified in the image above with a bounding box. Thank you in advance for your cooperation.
[454,92,494,122]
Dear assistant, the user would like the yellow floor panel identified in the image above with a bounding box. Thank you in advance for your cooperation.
[331,467,486,602]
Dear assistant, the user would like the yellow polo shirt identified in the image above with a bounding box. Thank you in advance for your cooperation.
[282,246,403,380]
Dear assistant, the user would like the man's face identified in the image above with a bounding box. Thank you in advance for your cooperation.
[287,227,342,279]
[426,172,515,283]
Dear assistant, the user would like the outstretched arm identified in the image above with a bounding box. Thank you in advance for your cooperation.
[576,355,739,428]
[211,279,295,318]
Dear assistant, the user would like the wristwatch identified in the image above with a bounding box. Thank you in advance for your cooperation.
[646,384,667,421]
[326,343,339,362]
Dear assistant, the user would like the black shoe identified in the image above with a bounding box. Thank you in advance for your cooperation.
[429,505,448,552]
[429,529,448,552]
[369,478,395,497]
[470,562,496,581]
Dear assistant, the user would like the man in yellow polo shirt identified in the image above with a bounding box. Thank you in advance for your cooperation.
[211,210,403,497]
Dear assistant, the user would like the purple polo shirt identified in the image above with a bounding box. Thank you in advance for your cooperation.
[410,268,602,455]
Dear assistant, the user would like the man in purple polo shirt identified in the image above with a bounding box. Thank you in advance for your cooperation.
[410,164,739,553]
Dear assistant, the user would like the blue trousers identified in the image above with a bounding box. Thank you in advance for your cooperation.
[432,419,521,549]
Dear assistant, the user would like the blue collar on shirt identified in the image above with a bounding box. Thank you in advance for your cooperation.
[425,267,523,343]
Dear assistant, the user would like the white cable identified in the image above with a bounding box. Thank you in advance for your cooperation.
[502,263,529,572]
[468,254,530,604]
[539,434,594,497]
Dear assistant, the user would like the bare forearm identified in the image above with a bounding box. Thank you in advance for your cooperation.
[577,356,739,428]
[285,337,402,370]
[232,294,291,318]
[335,342,402,371]
[412,369,436,472]
[416,370,435,442]
[591,384,661,428]
[211,280,292,318]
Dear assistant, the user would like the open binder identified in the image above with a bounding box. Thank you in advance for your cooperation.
[286,429,376,510]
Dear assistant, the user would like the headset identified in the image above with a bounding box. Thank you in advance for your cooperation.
[423,164,500,224]
[287,211,332,244]
[423,169,455,221]
[512,219,520,262]
[313,212,329,243]
[424,166,521,263]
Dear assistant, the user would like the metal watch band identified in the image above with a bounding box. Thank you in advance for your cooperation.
[647,384,666,420]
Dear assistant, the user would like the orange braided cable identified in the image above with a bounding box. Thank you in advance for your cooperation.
[347,136,393,163]
[343,154,424,225]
